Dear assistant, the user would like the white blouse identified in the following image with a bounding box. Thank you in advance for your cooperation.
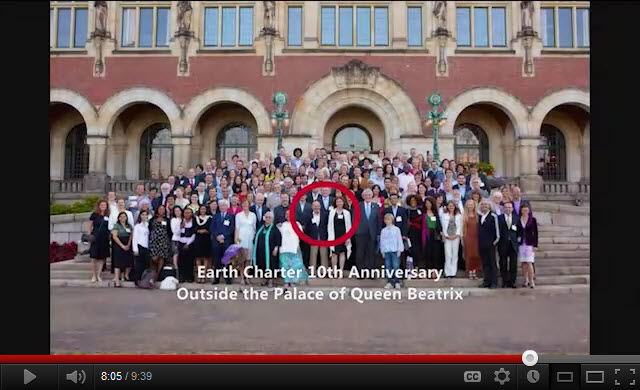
[171,217,182,241]
[109,209,134,230]
[279,221,302,254]
[132,222,149,253]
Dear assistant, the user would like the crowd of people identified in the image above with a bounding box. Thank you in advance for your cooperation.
[86,147,538,289]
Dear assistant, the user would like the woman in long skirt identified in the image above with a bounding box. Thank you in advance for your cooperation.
[111,212,133,287]
[461,200,482,280]
[177,208,196,283]
[423,196,443,275]
[88,199,110,282]
[193,205,211,283]
[406,195,425,270]
[279,211,309,286]
[252,212,282,287]
[235,199,257,285]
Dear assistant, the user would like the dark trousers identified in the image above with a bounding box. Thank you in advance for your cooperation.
[132,246,150,282]
[480,246,497,287]
[301,241,310,268]
[354,234,376,275]
[178,244,194,283]
[499,246,518,287]
[212,244,232,284]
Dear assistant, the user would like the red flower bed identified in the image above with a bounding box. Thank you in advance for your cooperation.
[49,242,78,263]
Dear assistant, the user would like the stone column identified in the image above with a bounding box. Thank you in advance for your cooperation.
[516,137,542,194]
[303,1,319,48]
[502,143,515,177]
[84,135,110,192]
[581,122,590,182]
[391,1,407,49]
[172,135,192,171]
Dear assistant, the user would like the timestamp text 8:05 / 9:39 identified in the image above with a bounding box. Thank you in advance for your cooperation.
[100,372,153,381]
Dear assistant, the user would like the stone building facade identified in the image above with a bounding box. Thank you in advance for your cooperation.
[50,1,589,194]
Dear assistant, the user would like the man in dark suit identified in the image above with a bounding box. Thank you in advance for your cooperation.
[194,164,206,186]
[305,200,329,269]
[152,183,172,211]
[318,187,334,215]
[354,188,381,278]
[273,193,290,226]
[182,168,197,190]
[295,196,313,267]
[465,162,489,189]
[250,193,269,231]
[497,201,519,288]
[210,199,235,285]
[274,147,288,168]
[175,166,187,188]
[478,199,500,288]
[306,187,322,204]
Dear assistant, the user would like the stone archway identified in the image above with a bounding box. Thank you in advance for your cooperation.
[530,88,590,134]
[183,87,271,136]
[290,60,422,151]
[442,87,530,137]
[50,88,98,128]
[96,87,182,136]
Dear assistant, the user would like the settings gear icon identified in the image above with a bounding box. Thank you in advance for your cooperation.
[494,368,511,385]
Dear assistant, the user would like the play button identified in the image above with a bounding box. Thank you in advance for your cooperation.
[24,369,36,385]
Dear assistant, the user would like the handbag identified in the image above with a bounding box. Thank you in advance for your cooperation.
[81,233,95,243]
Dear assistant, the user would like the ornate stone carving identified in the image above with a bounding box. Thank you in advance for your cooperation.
[437,36,448,75]
[520,1,534,32]
[93,1,108,36]
[332,60,380,88]
[522,35,534,76]
[264,1,276,30]
[433,1,448,35]
[177,1,193,33]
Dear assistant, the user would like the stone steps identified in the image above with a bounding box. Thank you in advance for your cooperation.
[537,244,589,251]
[535,250,589,259]
[534,258,589,267]
[538,237,590,244]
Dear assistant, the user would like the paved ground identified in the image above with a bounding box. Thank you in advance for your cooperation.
[51,287,588,355]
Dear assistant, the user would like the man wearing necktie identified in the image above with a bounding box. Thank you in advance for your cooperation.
[210,199,235,285]
[354,188,381,278]
[497,201,519,288]
[250,193,269,231]
[296,197,313,266]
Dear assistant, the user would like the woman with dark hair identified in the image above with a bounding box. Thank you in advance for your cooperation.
[406,194,425,270]
[193,205,212,283]
[132,210,150,282]
[177,207,196,283]
[350,178,363,202]
[291,148,304,170]
[517,202,538,288]
[328,196,352,273]
[372,184,385,212]
[232,175,243,194]
[456,163,467,176]
[208,199,218,216]
[423,196,443,273]
[441,200,462,278]
[170,206,183,275]
[240,168,249,183]
[440,159,450,171]
[383,163,395,179]
[111,211,133,287]
[88,199,110,282]
[282,164,291,178]
[238,182,249,203]
[418,183,428,202]
[436,193,446,218]
[149,204,172,278]
[265,163,277,181]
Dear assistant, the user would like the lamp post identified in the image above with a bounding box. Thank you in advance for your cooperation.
[423,92,447,165]
[271,92,289,154]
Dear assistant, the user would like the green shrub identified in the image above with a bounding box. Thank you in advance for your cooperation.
[477,162,495,176]
[50,196,101,215]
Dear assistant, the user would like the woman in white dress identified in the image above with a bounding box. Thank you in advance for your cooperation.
[235,198,257,285]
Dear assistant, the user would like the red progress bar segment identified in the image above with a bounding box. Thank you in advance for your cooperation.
[0,355,522,363]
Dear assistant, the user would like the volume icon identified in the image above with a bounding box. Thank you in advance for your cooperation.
[66,370,86,384]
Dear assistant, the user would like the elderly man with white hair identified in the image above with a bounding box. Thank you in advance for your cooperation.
[152,183,172,211]
[210,199,235,285]
[354,188,382,277]
[477,198,500,289]
[250,193,269,231]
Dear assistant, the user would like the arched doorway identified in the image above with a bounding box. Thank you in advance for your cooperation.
[332,125,372,151]
[216,123,256,162]
[454,123,489,164]
[139,123,173,179]
[538,124,567,181]
[64,124,89,179]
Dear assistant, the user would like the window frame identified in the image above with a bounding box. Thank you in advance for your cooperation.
[50,1,89,51]
[216,123,257,162]
[201,2,255,49]
[540,2,590,50]
[319,3,391,49]
[286,4,304,47]
[537,124,567,181]
[332,124,373,152]
[454,124,490,165]
[118,2,172,50]
[406,4,426,48]
[139,123,174,180]
[455,2,510,50]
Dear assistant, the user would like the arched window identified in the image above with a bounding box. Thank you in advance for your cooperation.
[538,124,566,181]
[454,123,489,164]
[139,123,173,179]
[332,125,372,152]
[216,123,257,162]
[64,124,89,179]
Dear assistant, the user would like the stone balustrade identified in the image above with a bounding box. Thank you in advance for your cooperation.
[50,179,84,193]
